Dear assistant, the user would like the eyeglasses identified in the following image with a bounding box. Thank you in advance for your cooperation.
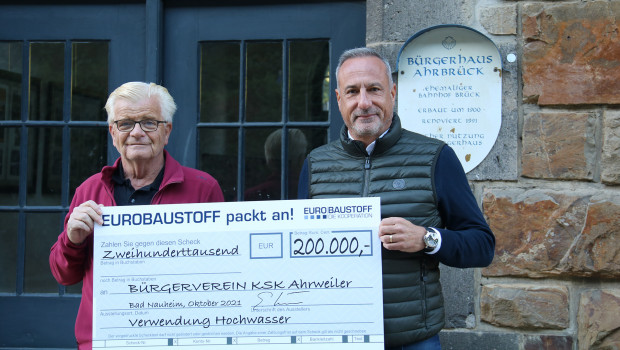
[114,119,167,132]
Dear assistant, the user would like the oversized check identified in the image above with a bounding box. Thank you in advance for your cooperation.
[93,198,384,349]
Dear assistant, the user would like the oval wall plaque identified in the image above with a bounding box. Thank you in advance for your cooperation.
[397,25,502,173]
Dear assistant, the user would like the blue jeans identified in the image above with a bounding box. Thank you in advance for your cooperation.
[386,335,441,350]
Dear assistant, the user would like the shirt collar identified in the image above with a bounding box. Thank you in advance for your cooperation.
[347,128,390,155]
[112,161,165,191]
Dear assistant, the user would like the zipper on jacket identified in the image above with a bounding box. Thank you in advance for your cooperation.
[363,156,371,197]
[420,259,428,329]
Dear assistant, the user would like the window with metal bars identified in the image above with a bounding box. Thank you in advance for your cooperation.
[0,40,109,295]
[197,39,330,202]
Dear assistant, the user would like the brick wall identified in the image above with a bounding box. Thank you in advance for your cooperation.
[366,1,620,349]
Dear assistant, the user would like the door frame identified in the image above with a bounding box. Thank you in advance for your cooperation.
[0,3,147,348]
[0,1,365,348]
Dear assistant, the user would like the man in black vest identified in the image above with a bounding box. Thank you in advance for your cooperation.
[298,48,495,349]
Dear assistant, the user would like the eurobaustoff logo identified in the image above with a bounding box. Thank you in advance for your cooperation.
[303,205,374,220]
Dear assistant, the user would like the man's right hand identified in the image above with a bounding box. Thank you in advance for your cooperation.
[66,200,104,245]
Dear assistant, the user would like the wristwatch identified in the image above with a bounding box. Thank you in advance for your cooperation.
[423,228,440,252]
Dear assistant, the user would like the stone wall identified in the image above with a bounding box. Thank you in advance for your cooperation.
[365,1,620,349]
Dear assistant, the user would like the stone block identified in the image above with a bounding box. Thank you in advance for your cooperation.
[440,265,475,329]
[467,42,519,181]
[523,334,574,350]
[365,0,384,44]
[563,198,620,276]
[602,109,620,185]
[380,0,476,42]
[482,187,620,278]
[480,4,517,35]
[439,330,520,350]
[578,289,620,350]
[480,284,569,329]
[521,1,620,105]
[522,111,597,180]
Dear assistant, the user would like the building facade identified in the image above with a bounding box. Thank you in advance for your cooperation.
[365,1,618,349]
[0,0,618,349]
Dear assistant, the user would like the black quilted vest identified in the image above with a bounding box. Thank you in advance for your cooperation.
[306,114,446,346]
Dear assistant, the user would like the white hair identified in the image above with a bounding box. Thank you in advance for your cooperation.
[104,82,177,124]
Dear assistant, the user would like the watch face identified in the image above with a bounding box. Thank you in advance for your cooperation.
[425,231,438,248]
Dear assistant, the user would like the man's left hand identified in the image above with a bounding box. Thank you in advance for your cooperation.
[379,217,426,252]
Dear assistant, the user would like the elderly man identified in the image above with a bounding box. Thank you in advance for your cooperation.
[298,48,495,349]
[49,82,224,349]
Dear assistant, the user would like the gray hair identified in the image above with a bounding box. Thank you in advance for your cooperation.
[335,47,393,89]
[105,82,177,124]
